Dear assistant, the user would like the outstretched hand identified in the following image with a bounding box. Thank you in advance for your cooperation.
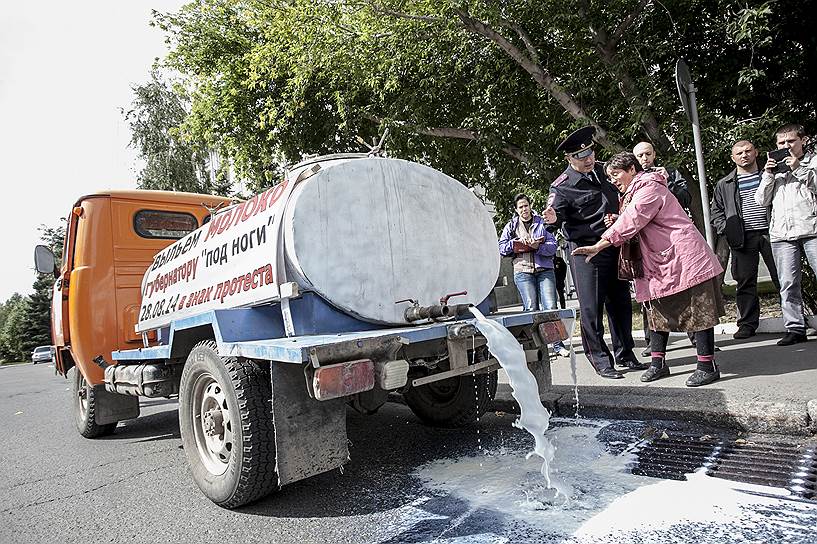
[571,243,602,263]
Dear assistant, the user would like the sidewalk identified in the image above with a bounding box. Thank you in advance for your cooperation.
[494,331,817,436]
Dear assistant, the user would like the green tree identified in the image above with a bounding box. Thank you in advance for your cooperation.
[15,223,67,357]
[154,0,814,225]
[38,222,65,263]
[19,274,53,355]
[124,69,233,195]
[0,294,26,363]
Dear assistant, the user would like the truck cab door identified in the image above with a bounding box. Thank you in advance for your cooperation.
[52,277,67,346]
[52,209,80,374]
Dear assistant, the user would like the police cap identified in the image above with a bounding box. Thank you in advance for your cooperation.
[556,126,596,157]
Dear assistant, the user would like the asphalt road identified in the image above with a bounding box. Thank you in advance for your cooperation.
[3,362,816,544]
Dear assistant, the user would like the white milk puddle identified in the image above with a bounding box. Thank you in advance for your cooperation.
[395,310,817,542]
[409,420,817,543]
[415,422,642,532]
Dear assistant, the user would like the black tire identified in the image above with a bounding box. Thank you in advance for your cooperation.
[178,340,277,509]
[71,367,117,438]
[404,370,498,428]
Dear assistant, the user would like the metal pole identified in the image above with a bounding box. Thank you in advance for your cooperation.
[687,83,715,249]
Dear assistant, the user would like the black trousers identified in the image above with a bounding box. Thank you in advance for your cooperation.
[730,230,780,331]
[568,243,636,371]
[554,255,567,309]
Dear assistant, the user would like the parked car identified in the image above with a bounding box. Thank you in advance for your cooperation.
[31,346,54,365]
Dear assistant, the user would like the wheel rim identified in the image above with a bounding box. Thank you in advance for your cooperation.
[423,377,461,403]
[76,372,89,419]
[191,372,233,476]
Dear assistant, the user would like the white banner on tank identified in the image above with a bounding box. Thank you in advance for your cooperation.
[136,180,290,333]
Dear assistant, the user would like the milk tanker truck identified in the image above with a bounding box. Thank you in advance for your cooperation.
[34,154,574,508]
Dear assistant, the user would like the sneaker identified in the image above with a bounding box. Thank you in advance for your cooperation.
[640,346,652,358]
[733,326,755,339]
[777,332,808,346]
[597,367,625,379]
[641,365,670,382]
[685,368,720,387]
[556,345,571,357]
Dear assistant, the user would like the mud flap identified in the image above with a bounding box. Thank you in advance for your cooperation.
[271,363,348,486]
[529,358,552,397]
[93,386,140,425]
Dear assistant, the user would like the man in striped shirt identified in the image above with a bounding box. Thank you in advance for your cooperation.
[711,141,781,339]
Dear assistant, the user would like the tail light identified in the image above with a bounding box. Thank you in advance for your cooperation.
[538,320,568,344]
[312,359,374,400]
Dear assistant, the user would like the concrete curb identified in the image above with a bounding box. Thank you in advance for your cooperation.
[713,315,817,335]
[492,384,816,436]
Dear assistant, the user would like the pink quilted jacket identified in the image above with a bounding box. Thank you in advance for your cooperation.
[602,170,722,302]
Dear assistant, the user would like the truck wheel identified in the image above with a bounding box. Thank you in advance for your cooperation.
[179,341,277,509]
[71,367,117,438]
[404,370,498,428]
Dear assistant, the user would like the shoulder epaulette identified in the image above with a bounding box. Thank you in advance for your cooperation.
[551,173,568,187]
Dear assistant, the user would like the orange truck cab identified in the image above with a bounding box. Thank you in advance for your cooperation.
[35,190,230,429]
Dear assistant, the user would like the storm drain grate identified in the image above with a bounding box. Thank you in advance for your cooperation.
[627,433,817,500]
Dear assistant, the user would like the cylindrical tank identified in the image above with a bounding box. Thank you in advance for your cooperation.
[137,155,499,331]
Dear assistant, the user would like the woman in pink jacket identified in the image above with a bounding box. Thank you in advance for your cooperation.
[572,152,724,386]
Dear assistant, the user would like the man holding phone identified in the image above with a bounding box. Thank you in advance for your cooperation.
[755,123,817,345]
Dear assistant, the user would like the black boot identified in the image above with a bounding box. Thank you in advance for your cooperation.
[641,359,670,382]
[686,362,720,387]
[597,367,625,379]
[640,346,652,358]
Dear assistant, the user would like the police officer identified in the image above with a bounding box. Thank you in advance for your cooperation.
[544,126,645,378]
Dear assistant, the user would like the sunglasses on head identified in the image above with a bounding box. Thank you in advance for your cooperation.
[569,147,594,160]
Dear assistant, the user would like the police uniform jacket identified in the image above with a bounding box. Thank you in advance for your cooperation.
[548,162,621,244]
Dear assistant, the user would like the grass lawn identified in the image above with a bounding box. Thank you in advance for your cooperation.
[0,360,28,366]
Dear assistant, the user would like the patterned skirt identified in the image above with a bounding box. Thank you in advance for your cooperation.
[645,277,725,332]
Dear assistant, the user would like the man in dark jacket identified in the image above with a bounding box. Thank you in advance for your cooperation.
[710,140,781,339]
[544,126,645,379]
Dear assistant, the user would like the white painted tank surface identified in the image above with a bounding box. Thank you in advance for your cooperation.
[284,157,500,324]
[137,155,499,331]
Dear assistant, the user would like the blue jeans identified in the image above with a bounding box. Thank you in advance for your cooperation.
[771,236,817,334]
[513,269,565,350]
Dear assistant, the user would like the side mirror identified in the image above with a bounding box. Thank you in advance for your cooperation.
[34,245,58,277]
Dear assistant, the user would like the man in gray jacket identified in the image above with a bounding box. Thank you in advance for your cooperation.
[711,140,780,339]
[756,123,817,345]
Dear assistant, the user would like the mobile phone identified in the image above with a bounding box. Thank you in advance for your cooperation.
[768,148,792,174]
[769,148,791,161]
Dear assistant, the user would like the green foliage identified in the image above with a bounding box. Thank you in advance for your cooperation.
[38,222,65,263]
[19,274,53,355]
[0,294,26,363]
[125,69,233,195]
[0,223,66,362]
[152,0,814,227]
